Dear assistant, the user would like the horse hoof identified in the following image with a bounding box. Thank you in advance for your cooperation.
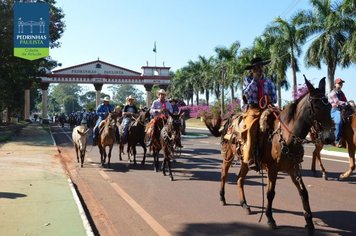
[268,220,277,229]
[170,176,174,181]
[322,173,328,180]
[220,200,226,206]
[241,204,251,215]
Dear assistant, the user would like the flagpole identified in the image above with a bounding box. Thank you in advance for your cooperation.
[153,41,157,67]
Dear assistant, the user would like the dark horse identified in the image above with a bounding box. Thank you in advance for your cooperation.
[98,112,118,168]
[310,104,355,180]
[125,109,151,165]
[205,78,334,232]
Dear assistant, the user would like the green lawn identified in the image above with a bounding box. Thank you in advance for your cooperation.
[324,145,348,153]
[185,118,206,128]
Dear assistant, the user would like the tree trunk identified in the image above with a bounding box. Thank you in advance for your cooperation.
[291,54,297,99]
[327,62,336,93]
[196,92,199,105]
[205,90,210,105]
[230,85,234,102]
[277,82,282,108]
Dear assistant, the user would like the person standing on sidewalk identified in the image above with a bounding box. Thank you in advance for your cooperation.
[92,96,114,146]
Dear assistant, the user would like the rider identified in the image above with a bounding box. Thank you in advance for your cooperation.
[146,89,173,144]
[169,98,183,148]
[242,57,277,171]
[328,78,348,148]
[121,95,138,143]
[92,96,114,146]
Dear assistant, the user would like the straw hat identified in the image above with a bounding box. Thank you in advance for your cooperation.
[126,95,135,101]
[157,89,167,95]
[103,96,110,102]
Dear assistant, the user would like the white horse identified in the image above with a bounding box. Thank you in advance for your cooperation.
[72,125,89,167]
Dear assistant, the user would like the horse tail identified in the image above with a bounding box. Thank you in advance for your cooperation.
[203,116,223,137]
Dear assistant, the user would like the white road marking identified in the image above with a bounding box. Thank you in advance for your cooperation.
[99,171,171,236]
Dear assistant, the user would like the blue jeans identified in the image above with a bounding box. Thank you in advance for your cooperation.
[93,116,103,140]
[331,108,342,142]
[121,117,131,143]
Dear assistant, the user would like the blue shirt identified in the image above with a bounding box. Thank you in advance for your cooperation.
[96,103,114,119]
[243,76,277,105]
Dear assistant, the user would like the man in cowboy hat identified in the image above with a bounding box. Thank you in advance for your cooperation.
[150,89,173,117]
[92,96,114,146]
[328,78,348,147]
[145,89,173,146]
[241,57,277,171]
[121,95,138,144]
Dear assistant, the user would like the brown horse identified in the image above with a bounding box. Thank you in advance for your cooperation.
[310,104,355,180]
[126,109,151,165]
[142,116,165,171]
[205,78,334,232]
[98,112,118,168]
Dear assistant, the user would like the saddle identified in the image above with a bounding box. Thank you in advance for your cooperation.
[223,114,247,141]
[223,108,278,141]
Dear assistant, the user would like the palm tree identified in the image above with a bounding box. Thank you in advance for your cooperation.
[295,0,355,91]
[214,41,240,115]
[264,16,304,98]
[198,55,214,105]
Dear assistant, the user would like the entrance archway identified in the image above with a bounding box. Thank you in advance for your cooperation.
[30,59,171,123]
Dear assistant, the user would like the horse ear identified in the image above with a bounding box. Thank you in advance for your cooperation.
[318,77,326,94]
[304,77,315,94]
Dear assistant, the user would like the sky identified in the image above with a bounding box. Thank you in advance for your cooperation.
[50,0,355,104]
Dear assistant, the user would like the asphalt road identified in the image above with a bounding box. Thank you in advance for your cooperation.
[50,123,356,236]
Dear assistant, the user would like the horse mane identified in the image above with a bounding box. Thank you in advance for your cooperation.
[284,92,309,122]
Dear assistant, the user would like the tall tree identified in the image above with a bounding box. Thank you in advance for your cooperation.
[264,16,304,97]
[295,0,355,91]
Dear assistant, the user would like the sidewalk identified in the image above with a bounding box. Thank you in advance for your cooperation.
[0,123,91,236]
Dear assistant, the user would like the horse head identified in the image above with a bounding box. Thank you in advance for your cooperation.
[305,77,334,144]
[106,112,118,130]
[341,103,355,123]
[167,110,184,134]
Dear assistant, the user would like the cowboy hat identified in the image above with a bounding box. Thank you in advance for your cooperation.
[335,78,345,84]
[157,89,167,95]
[126,95,135,101]
[103,96,110,102]
[245,57,271,70]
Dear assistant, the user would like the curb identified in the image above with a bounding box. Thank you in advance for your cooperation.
[49,125,94,236]
[182,134,208,139]
[320,149,349,158]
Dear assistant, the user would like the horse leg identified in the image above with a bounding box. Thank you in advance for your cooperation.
[154,150,160,172]
[289,170,315,233]
[219,144,234,206]
[167,154,174,181]
[99,146,105,167]
[80,151,84,168]
[107,146,113,168]
[311,143,327,180]
[75,145,79,163]
[133,145,137,165]
[265,168,278,229]
[119,143,123,161]
[140,140,147,165]
[339,142,355,179]
[237,162,251,215]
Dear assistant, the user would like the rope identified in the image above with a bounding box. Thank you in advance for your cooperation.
[258,168,265,223]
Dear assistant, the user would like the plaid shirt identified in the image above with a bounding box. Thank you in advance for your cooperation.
[328,89,347,109]
[243,76,277,105]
